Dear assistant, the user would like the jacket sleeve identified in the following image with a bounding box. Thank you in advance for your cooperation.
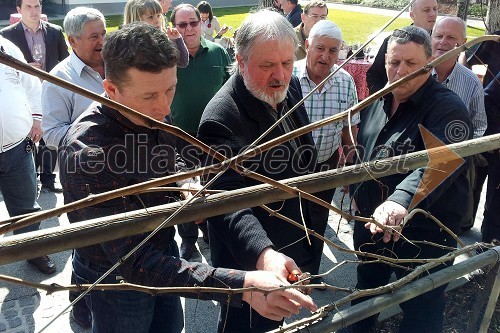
[41,79,72,148]
[56,27,69,61]
[173,37,189,68]
[366,36,389,95]
[198,112,274,271]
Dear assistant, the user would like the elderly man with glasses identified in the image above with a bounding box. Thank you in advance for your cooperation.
[169,3,231,260]
[294,0,328,60]
[349,26,471,333]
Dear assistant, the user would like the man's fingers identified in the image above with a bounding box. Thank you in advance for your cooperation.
[282,288,317,312]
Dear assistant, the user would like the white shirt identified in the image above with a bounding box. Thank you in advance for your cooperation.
[293,60,360,163]
[41,51,104,148]
[0,36,42,152]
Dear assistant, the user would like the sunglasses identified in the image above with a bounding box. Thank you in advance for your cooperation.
[175,20,200,29]
[392,29,426,45]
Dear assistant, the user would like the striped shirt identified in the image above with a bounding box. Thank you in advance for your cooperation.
[432,62,487,138]
[293,61,360,163]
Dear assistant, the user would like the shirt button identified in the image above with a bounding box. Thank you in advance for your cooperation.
[383,129,387,132]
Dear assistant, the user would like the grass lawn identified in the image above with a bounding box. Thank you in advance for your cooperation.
[52,5,485,44]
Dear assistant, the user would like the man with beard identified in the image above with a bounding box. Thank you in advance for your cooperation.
[198,9,323,333]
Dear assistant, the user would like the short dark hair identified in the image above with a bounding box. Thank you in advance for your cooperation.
[196,1,213,23]
[16,0,42,7]
[289,0,298,5]
[102,22,179,88]
[170,3,201,25]
[303,0,328,14]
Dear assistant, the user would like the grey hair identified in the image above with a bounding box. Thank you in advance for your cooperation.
[308,20,342,44]
[233,9,298,73]
[388,25,432,58]
[63,7,106,38]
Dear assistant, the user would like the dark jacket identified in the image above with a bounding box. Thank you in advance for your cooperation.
[353,77,472,245]
[0,21,69,72]
[286,4,303,28]
[197,73,320,272]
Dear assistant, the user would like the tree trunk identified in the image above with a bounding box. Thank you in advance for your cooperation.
[486,0,500,33]
[457,0,470,21]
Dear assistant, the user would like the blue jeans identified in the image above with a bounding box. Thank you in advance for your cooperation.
[0,140,41,233]
[73,247,184,333]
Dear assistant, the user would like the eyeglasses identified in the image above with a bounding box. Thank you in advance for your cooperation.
[391,29,426,45]
[307,14,327,20]
[175,20,200,29]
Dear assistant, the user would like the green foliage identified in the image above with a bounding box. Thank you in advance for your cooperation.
[358,0,407,10]
[342,0,363,5]
[468,3,488,18]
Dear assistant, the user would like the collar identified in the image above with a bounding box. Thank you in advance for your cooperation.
[287,4,301,18]
[298,23,306,40]
[384,75,434,115]
[431,62,459,86]
[21,20,43,34]
[99,101,160,135]
[295,59,340,88]
[70,51,89,77]
[193,37,210,57]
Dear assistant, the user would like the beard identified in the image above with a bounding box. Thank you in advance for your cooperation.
[241,70,289,107]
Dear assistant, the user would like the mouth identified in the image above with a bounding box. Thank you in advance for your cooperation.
[268,81,286,90]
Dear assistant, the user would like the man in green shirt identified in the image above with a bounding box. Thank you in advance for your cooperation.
[170,3,231,259]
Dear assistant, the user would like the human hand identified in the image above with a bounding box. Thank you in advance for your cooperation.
[366,201,407,243]
[242,270,317,321]
[28,62,42,69]
[256,247,299,281]
[29,120,43,143]
[165,26,181,40]
[218,25,230,36]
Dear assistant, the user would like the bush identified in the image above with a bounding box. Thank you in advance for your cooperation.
[468,3,488,18]
[343,0,363,4]
[359,0,407,10]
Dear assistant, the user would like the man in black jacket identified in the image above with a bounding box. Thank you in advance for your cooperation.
[351,26,471,333]
[198,9,323,333]
[1,0,69,194]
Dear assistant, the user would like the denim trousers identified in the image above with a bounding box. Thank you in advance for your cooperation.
[73,246,184,333]
[0,140,41,233]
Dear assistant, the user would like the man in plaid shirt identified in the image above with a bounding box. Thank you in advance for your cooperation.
[293,20,360,276]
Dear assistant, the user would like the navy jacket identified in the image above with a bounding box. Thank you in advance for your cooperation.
[1,21,69,72]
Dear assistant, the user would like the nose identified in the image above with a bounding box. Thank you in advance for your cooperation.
[396,62,409,76]
[271,64,286,82]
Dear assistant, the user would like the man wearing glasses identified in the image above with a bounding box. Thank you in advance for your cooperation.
[350,26,471,333]
[294,0,328,60]
[169,4,231,260]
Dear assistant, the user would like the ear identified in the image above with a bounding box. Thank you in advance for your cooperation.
[235,53,245,74]
[300,12,305,22]
[409,11,414,20]
[67,35,77,49]
[16,6,21,13]
[103,79,118,100]
[305,38,309,52]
